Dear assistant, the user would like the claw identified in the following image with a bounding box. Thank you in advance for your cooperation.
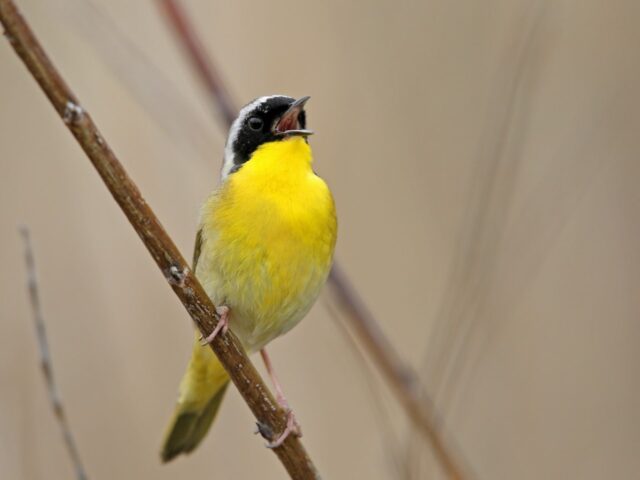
[201,305,230,345]
[266,410,302,449]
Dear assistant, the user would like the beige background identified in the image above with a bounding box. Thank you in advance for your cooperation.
[1,0,639,478]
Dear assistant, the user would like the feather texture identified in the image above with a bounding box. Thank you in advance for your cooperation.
[161,136,336,460]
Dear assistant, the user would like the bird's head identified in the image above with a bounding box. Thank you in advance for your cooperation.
[221,95,312,178]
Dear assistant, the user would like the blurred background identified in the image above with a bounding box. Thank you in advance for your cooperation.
[1,0,640,478]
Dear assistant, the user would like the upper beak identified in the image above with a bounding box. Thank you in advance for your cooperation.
[274,96,314,137]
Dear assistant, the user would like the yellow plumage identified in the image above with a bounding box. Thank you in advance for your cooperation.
[161,136,336,461]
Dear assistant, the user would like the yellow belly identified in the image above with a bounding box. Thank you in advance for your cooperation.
[196,137,336,352]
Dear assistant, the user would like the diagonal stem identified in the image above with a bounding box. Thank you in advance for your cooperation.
[19,227,89,480]
[157,0,236,126]
[0,1,319,478]
[154,1,469,478]
[328,266,468,480]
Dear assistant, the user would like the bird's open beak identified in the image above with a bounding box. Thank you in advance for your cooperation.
[274,96,314,137]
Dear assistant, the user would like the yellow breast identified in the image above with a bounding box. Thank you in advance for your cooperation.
[197,137,337,351]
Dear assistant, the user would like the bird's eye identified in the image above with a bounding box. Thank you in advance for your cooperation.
[247,117,263,131]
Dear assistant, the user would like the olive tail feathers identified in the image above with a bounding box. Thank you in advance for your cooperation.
[161,334,230,462]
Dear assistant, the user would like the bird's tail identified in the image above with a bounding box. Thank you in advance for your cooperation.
[161,332,230,462]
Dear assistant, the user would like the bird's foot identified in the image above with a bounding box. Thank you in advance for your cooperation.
[266,409,302,449]
[200,305,230,345]
[259,348,303,448]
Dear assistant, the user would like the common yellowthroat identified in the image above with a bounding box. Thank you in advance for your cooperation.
[161,96,337,461]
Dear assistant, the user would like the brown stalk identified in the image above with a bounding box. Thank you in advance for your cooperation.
[19,227,89,480]
[157,0,236,127]
[328,267,467,480]
[0,1,318,478]
[154,1,469,478]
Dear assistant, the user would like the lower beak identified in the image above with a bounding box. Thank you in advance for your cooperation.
[274,96,314,137]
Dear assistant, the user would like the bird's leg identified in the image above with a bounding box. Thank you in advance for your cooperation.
[201,305,230,345]
[260,348,302,448]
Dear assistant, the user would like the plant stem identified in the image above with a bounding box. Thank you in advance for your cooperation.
[19,226,89,480]
[155,1,469,478]
[0,1,319,478]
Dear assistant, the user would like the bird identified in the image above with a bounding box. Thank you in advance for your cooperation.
[161,95,337,462]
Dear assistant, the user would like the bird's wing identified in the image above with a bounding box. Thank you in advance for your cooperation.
[192,228,203,270]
